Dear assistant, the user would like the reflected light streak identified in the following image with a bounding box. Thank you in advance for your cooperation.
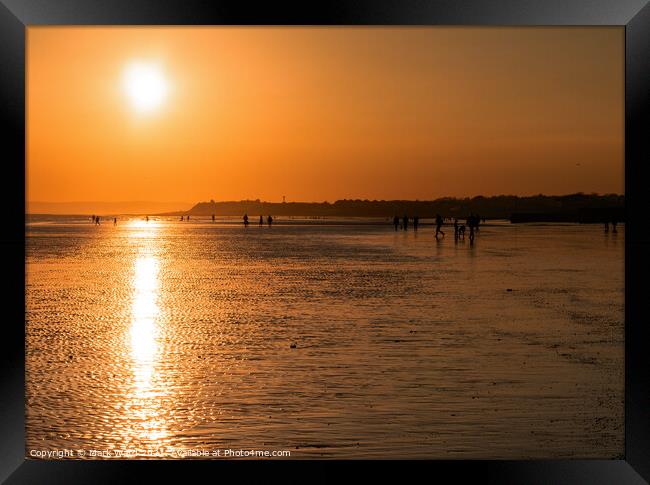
[130,255,159,392]
[126,220,169,444]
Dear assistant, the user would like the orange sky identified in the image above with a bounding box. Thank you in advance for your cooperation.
[27,27,623,207]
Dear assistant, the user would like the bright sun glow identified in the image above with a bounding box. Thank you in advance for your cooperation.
[123,62,168,113]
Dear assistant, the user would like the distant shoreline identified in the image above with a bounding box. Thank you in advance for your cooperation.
[171,193,625,223]
[27,193,624,223]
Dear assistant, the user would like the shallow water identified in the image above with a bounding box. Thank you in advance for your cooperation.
[26,217,624,459]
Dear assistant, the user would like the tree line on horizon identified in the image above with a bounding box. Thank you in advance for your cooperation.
[179,193,624,220]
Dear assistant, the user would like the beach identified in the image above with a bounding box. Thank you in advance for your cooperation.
[25,217,624,459]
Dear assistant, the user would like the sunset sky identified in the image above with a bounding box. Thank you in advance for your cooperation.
[27,27,623,210]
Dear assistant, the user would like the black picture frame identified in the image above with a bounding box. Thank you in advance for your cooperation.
[2,1,649,483]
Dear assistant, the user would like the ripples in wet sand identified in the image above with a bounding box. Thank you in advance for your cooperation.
[26,218,624,459]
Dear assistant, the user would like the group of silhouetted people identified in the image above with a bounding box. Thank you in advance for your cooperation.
[604,220,618,233]
[243,214,273,227]
[450,215,479,243]
[391,213,484,244]
[179,213,275,226]
[90,215,119,225]
[393,215,420,231]
[392,213,447,238]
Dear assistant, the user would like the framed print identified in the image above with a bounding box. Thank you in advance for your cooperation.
[1,0,649,483]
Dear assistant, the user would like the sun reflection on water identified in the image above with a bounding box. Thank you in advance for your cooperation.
[127,220,169,444]
[131,255,159,391]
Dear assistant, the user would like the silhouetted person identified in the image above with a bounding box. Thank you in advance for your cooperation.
[212,214,215,222]
[459,225,466,239]
[259,215,264,226]
[187,215,190,221]
[113,217,117,225]
[413,215,419,231]
[180,216,184,222]
[469,224,475,244]
[435,214,445,238]
[96,216,101,225]
[403,215,408,231]
[91,214,95,224]
[243,214,249,226]
[467,214,479,235]
[145,215,149,222]
[393,215,399,231]
[267,215,273,227]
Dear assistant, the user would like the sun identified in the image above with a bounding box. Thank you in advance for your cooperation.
[123,61,169,113]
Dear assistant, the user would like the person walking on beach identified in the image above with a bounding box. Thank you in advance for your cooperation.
[180,215,184,221]
[403,215,408,231]
[113,217,117,225]
[95,216,101,225]
[435,214,445,238]
[259,215,264,226]
[393,215,399,231]
[267,215,273,227]
[212,214,215,222]
[243,214,249,226]
[187,215,190,222]
[413,215,419,231]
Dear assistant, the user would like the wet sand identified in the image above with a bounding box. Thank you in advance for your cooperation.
[26,218,624,458]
